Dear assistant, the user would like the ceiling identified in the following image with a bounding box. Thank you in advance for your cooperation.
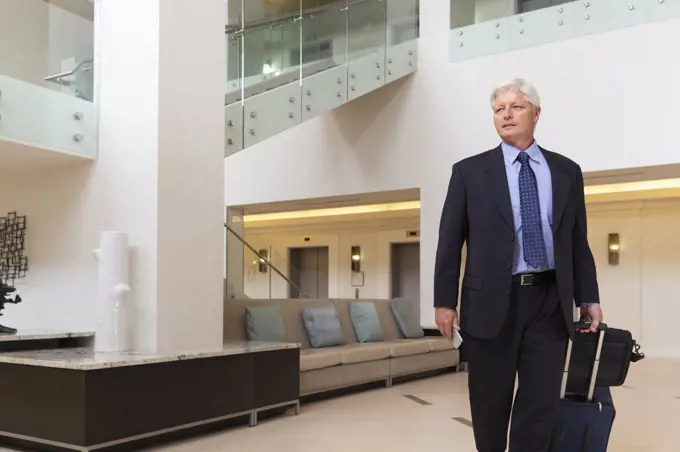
[46,0,94,21]
[583,163,680,185]
[238,188,420,215]
[0,138,94,176]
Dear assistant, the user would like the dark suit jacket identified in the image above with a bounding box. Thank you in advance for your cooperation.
[433,145,600,339]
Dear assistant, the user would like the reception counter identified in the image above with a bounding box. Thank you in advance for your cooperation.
[0,341,301,451]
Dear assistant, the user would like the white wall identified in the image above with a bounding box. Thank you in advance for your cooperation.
[243,216,420,300]
[224,0,680,329]
[587,201,680,358]
[0,165,97,332]
[0,0,93,86]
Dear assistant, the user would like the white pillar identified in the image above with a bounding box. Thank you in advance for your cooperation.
[94,0,226,353]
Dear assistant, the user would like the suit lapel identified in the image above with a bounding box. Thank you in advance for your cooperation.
[542,148,571,232]
[484,146,514,231]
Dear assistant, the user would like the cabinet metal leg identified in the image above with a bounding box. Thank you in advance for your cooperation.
[249,411,257,427]
[294,400,300,415]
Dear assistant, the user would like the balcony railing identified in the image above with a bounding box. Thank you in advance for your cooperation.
[0,0,97,160]
[224,0,420,154]
[449,0,680,62]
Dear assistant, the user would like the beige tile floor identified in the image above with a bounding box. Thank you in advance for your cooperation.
[138,357,680,452]
[1,358,677,451]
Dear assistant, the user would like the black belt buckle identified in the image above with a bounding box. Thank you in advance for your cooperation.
[519,273,535,286]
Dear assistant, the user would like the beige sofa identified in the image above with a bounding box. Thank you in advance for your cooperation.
[223,298,460,396]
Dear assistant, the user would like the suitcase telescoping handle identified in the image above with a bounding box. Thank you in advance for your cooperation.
[560,321,607,402]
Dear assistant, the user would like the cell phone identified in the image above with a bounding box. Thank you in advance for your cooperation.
[452,329,463,349]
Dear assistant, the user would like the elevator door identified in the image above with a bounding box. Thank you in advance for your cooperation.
[289,246,329,298]
[391,242,420,300]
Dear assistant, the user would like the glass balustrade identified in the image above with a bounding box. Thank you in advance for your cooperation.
[225,0,420,155]
[225,222,307,300]
[0,0,96,157]
[449,0,680,62]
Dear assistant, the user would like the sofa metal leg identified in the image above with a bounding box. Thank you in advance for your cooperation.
[385,376,393,388]
[456,362,468,372]
[249,411,258,427]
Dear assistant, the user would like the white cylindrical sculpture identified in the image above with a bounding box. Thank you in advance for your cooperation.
[93,231,131,352]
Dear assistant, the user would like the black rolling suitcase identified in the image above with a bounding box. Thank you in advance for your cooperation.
[551,323,615,452]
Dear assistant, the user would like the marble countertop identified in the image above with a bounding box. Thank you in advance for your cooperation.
[0,329,94,342]
[0,341,300,370]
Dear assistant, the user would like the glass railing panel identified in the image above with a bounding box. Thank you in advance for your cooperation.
[240,0,303,148]
[385,0,419,83]
[300,3,350,121]
[240,0,303,99]
[347,0,387,100]
[449,0,680,62]
[225,2,245,155]
[0,0,96,157]
[226,31,242,101]
[237,235,307,300]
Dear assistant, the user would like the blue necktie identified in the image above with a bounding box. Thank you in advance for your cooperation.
[517,152,548,269]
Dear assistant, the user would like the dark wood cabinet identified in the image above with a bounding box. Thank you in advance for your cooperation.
[0,345,300,451]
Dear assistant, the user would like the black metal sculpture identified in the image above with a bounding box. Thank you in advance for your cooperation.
[0,211,28,334]
[0,282,21,334]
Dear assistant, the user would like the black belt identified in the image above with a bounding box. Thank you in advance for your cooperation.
[511,270,556,286]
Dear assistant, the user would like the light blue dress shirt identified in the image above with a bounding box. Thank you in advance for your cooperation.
[501,141,555,275]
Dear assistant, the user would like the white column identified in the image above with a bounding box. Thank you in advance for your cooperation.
[94,0,226,353]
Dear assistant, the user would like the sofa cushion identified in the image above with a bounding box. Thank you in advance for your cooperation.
[349,301,384,343]
[302,304,346,348]
[245,305,286,342]
[300,348,342,371]
[339,343,391,364]
[389,297,425,339]
[428,337,455,352]
[388,339,432,357]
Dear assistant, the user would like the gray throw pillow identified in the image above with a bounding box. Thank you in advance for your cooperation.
[302,304,345,348]
[389,297,424,339]
[349,301,384,343]
[245,306,286,342]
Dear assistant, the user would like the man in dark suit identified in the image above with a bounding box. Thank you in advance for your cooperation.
[434,78,603,452]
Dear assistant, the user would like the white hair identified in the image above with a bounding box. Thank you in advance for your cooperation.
[489,78,541,109]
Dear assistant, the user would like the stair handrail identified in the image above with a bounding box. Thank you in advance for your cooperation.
[224,223,307,298]
[225,0,372,35]
[44,58,94,86]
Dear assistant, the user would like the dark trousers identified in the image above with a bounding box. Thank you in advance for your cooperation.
[463,282,568,452]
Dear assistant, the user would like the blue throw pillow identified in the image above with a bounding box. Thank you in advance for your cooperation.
[302,304,346,348]
[245,306,286,342]
[349,302,384,343]
[389,297,424,339]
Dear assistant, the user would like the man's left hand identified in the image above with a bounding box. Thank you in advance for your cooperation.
[579,304,604,332]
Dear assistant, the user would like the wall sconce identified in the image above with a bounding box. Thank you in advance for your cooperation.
[350,246,361,273]
[258,249,268,273]
[607,233,620,266]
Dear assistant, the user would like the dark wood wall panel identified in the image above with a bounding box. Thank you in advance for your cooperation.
[0,363,86,446]
[85,354,255,445]
[254,348,300,408]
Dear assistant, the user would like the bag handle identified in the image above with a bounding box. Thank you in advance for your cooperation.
[574,321,608,331]
[632,341,645,363]
[561,322,606,401]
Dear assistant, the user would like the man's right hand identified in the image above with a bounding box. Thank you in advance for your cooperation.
[435,307,460,340]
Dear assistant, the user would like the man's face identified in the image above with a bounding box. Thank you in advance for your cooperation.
[492,90,540,145]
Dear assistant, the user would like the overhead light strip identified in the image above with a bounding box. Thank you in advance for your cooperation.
[242,178,680,223]
[243,201,421,223]
[584,178,680,195]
